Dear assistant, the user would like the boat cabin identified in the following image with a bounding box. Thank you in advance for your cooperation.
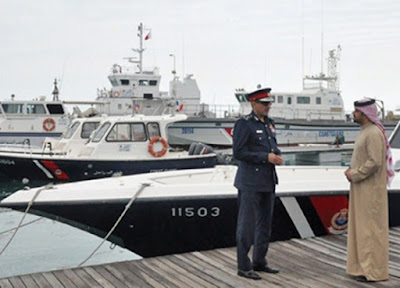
[0,98,71,146]
[235,88,346,121]
[77,114,187,159]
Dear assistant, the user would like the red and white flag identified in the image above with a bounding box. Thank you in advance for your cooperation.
[144,31,151,40]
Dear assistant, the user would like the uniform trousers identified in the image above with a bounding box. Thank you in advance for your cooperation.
[236,189,275,271]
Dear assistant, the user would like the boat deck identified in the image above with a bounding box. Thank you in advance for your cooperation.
[1,227,400,287]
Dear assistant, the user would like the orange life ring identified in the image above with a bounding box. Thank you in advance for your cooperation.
[43,118,56,132]
[148,136,168,157]
[113,91,120,98]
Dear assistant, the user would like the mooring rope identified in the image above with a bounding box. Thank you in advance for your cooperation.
[0,216,43,236]
[77,182,150,267]
[0,183,53,256]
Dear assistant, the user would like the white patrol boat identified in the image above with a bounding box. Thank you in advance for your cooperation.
[0,113,217,182]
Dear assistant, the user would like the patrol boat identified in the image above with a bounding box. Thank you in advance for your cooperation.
[0,114,217,182]
[1,164,400,258]
[0,82,71,147]
[233,47,396,146]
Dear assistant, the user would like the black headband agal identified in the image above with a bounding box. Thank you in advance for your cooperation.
[354,99,375,107]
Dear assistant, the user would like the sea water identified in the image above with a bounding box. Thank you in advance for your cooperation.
[0,177,140,279]
[0,151,348,278]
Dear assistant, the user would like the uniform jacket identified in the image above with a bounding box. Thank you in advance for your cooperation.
[233,111,281,192]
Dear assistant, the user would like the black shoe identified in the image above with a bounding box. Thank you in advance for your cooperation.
[237,270,262,280]
[354,276,369,282]
[253,265,280,274]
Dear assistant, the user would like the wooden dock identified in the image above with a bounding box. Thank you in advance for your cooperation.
[1,227,400,287]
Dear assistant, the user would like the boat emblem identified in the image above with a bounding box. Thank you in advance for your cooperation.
[328,208,348,234]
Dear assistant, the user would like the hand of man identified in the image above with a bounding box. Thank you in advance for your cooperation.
[344,168,352,182]
[268,153,283,165]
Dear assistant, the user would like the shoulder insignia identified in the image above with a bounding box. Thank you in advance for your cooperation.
[243,114,252,120]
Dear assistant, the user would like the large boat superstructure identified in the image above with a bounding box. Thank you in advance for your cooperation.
[0,82,71,147]
[91,23,214,119]
[235,47,346,122]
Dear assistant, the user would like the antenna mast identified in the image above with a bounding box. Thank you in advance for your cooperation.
[126,23,146,73]
[320,0,324,76]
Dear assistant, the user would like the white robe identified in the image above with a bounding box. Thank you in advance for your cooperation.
[346,122,389,281]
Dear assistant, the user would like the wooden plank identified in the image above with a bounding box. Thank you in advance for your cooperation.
[267,244,336,288]
[166,254,231,288]
[0,278,13,288]
[103,262,143,288]
[179,251,273,288]
[29,273,53,288]
[19,275,40,288]
[269,241,357,288]
[61,269,87,287]
[40,272,64,288]
[7,276,26,288]
[140,259,191,288]
[92,264,129,288]
[74,268,105,288]
[108,261,151,288]
[146,257,204,288]
[157,256,218,288]
[123,260,167,288]
[81,266,117,288]
[52,270,78,288]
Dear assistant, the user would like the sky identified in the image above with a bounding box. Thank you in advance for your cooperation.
[1,0,400,114]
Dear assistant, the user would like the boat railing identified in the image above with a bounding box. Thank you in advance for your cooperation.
[182,104,240,118]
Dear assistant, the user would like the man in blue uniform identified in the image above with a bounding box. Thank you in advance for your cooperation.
[233,87,283,280]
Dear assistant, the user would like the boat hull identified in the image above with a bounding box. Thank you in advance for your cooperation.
[4,191,400,258]
[0,155,217,182]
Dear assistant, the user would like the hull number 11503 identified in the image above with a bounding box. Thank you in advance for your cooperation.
[171,207,220,217]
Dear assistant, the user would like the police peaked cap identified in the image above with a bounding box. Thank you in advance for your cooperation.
[246,88,273,102]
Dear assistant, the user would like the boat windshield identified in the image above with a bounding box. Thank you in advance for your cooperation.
[91,122,111,142]
[81,122,101,139]
[390,123,400,149]
[63,122,80,139]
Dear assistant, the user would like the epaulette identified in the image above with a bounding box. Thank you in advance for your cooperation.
[242,113,253,121]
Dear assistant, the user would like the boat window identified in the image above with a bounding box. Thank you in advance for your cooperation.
[120,79,130,85]
[132,123,147,141]
[277,96,283,103]
[109,123,131,141]
[149,80,157,86]
[1,103,25,114]
[316,97,322,105]
[27,104,46,114]
[63,122,81,139]
[287,97,292,105]
[81,122,100,139]
[147,122,161,138]
[235,93,247,103]
[390,126,400,148]
[92,122,111,142]
[139,80,150,86]
[297,96,310,104]
[46,104,65,114]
